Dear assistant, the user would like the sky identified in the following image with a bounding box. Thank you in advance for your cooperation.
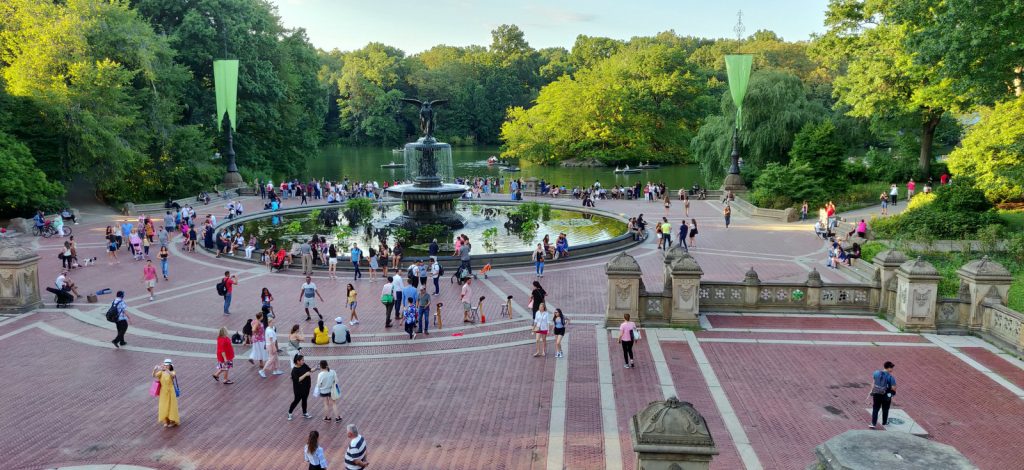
[268,0,829,53]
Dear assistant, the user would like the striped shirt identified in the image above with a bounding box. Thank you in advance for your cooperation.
[345,435,366,469]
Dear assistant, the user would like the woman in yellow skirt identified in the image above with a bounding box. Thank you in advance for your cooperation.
[153,358,180,427]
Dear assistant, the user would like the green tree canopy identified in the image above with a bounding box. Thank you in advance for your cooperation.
[0,130,64,216]
[947,97,1024,202]
[789,119,846,180]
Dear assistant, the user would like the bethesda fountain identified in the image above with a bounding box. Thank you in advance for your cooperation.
[385,98,468,229]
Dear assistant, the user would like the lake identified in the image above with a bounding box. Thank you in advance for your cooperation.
[305,145,704,189]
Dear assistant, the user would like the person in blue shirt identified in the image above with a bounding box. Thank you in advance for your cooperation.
[678,220,689,251]
[869,361,897,429]
[402,282,418,311]
[350,243,363,280]
[33,210,45,230]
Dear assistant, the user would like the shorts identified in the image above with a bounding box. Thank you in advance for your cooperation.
[329,257,338,266]
[319,392,331,398]
[348,301,357,309]
[462,301,471,311]
[303,297,317,308]
[369,257,379,269]
[217,361,233,370]
[553,328,566,336]
[536,330,549,336]
[146,279,156,288]
[881,201,888,208]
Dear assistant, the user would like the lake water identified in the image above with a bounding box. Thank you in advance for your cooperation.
[305,145,703,189]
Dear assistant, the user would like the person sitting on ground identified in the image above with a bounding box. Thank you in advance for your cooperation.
[814,220,829,239]
[847,243,862,262]
[555,234,570,259]
[331,317,350,344]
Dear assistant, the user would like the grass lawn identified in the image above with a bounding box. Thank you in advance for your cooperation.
[832,182,891,213]
[911,251,1024,312]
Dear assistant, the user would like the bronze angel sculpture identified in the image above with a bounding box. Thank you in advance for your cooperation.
[399,98,448,140]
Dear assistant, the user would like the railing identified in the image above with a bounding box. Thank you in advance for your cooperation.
[728,196,797,223]
[696,281,873,312]
[984,303,1024,349]
[935,298,968,329]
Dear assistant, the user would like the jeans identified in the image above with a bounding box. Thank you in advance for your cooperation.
[223,293,232,314]
[871,393,892,425]
[432,276,440,294]
[393,292,403,319]
[621,340,634,364]
[160,258,169,278]
[460,259,472,276]
[384,302,394,326]
[404,321,415,338]
[535,261,544,276]
[417,306,430,333]
[679,235,688,250]
[662,234,671,250]
[289,387,309,414]
[352,262,361,279]
[114,319,128,344]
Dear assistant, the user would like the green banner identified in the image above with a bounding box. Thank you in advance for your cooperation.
[213,60,239,131]
[725,54,753,130]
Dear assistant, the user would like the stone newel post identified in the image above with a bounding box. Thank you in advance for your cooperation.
[873,250,907,313]
[0,238,42,313]
[631,396,718,470]
[894,257,941,333]
[806,268,823,309]
[605,252,644,327]
[743,267,760,307]
[670,252,703,326]
[957,256,1014,330]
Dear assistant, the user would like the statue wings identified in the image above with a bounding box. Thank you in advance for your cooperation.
[399,98,423,107]
[399,98,448,108]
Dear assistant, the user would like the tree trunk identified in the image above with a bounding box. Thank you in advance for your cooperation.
[919,111,941,179]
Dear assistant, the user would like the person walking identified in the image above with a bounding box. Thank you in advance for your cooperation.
[152,358,180,427]
[304,430,328,470]
[906,179,916,199]
[684,194,691,217]
[221,271,238,315]
[261,287,275,318]
[261,318,284,378]
[212,327,235,384]
[142,260,159,301]
[288,354,314,421]
[249,313,268,371]
[869,361,897,429]
[381,279,395,328]
[460,278,473,323]
[723,204,732,228]
[346,284,359,325]
[430,257,441,295]
[111,291,130,348]
[350,243,362,281]
[299,276,325,321]
[367,245,379,281]
[299,239,313,275]
[532,243,545,277]
[402,297,418,339]
[800,201,808,221]
[158,245,170,280]
[678,220,689,250]
[416,285,431,335]
[344,424,369,469]
[530,281,546,319]
[327,243,338,280]
[660,218,672,250]
[688,219,698,248]
[552,308,568,358]
[533,302,551,357]
[315,360,341,422]
[880,192,889,216]
[618,313,639,368]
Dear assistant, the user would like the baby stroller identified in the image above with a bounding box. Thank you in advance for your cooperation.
[47,287,73,308]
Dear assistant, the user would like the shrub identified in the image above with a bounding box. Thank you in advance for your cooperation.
[860,241,888,263]
[906,192,936,212]
[977,224,1004,254]
[750,162,827,209]
[343,198,375,227]
[1007,232,1024,264]
[864,148,918,183]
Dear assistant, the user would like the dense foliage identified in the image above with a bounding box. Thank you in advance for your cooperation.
[870,180,1001,240]
[946,97,1024,203]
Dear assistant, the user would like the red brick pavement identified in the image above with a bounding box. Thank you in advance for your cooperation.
[705,315,887,331]
[562,326,605,469]
[959,347,1024,390]
[609,338,661,470]
[660,343,743,470]
[1,327,554,470]
[700,342,1024,469]
[695,331,929,343]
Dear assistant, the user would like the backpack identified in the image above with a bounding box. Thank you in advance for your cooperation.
[231,331,243,344]
[216,279,227,296]
[437,264,445,277]
[105,300,120,323]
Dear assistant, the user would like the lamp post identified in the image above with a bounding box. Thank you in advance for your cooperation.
[214,59,243,188]
[722,54,752,191]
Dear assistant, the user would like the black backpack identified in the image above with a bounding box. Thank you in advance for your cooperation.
[438,264,445,277]
[216,279,227,296]
[105,301,119,323]
[231,331,243,344]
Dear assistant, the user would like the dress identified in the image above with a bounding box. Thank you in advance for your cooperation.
[156,371,180,425]
[250,323,269,361]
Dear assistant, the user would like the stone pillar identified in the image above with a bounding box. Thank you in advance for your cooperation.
[957,256,1014,330]
[873,250,906,313]
[0,238,42,313]
[894,257,941,333]
[806,268,822,309]
[670,253,703,326]
[743,267,759,307]
[605,252,644,327]
[522,177,539,196]
[631,396,718,470]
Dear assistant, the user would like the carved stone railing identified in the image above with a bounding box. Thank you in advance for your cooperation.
[981,303,1024,353]
[935,298,970,333]
[697,281,872,312]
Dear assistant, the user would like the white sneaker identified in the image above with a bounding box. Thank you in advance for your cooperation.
[258,370,266,378]
[354,319,359,324]
[288,413,293,421]
[349,320,356,325]
[149,296,154,301]
[272,370,284,375]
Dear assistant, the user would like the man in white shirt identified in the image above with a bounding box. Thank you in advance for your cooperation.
[430,257,441,295]
[461,278,472,323]
[332,317,351,344]
[55,271,82,298]
[391,273,405,321]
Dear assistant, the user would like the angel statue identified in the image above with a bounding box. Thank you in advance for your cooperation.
[399,98,448,140]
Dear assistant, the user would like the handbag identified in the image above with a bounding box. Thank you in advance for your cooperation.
[381,293,393,304]
[631,328,642,341]
[330,382,341,400]
[149,380,161,397]
[527,299,534,309]
[173,377,181,398]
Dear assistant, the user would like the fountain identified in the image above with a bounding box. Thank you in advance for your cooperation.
[385,98,468,229]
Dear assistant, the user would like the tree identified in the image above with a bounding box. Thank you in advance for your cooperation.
[501,43,713,165]
[789,120,846,180]
[947,97,1024,202]
[0,130,64,216]
[896,0,1024,105]
[812,0,966,178]
[690,71,828,184]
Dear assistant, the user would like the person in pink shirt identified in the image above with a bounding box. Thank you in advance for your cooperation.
[907,179,916,199]
[618,313,640,369]
[142,259,158,301]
